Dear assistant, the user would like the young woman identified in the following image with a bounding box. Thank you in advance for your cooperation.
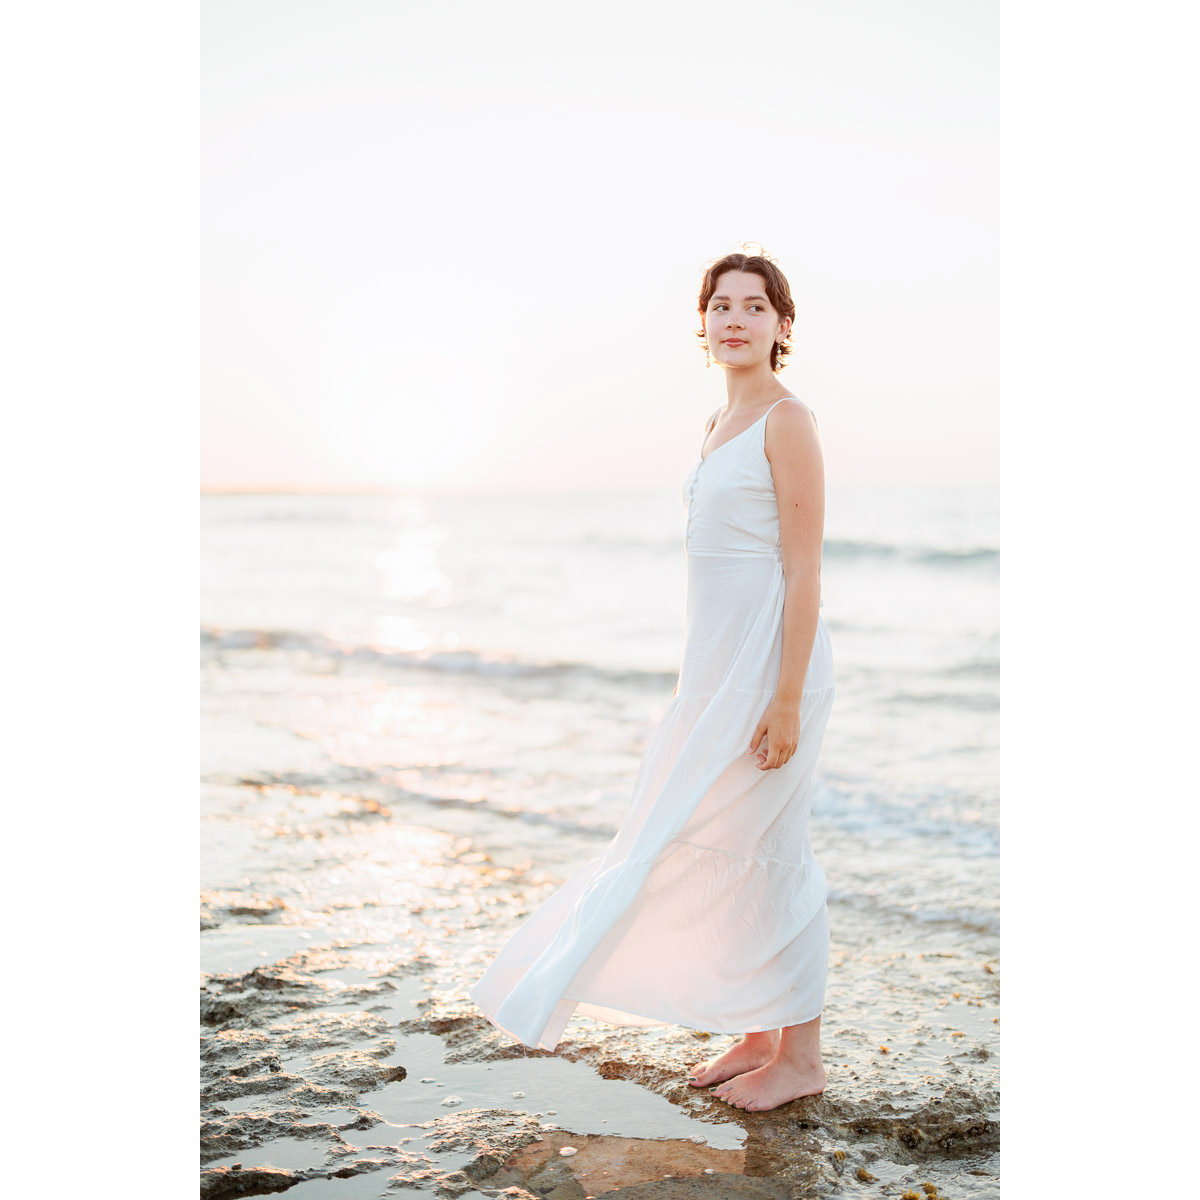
[470,250,835,1114]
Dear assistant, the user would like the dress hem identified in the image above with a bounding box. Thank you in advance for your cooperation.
[565,997,826,1036]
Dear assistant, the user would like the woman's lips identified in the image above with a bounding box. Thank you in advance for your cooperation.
[724,339,747,346]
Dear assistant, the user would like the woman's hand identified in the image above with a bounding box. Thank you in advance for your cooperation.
[748,696,801,770]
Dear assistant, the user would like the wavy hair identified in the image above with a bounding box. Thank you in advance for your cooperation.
[696,248,796,373]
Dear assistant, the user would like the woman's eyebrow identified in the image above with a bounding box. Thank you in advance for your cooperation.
[712,294,767,302]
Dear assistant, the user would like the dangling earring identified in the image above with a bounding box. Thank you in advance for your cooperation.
[705,343,711,368]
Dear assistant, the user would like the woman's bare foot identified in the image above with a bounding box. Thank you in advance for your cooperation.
[710,1050,826,1111]
[686,1031,780,1088]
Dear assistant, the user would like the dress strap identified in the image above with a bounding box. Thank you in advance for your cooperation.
[763,396,817,429]
[760,397,795,442]
[699,407,722,454]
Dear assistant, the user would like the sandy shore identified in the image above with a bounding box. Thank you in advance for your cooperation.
[201,785,999,1199]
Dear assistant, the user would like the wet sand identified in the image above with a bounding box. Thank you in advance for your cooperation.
[201,799,999,1199]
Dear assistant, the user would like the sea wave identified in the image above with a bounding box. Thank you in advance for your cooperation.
[882,689,1000,712]
[823,538,998,567]
[814,782,999,857]
[206,767,621,843]
[200,625,678,690]
[523,534,998,567]
[826,888,1000,936]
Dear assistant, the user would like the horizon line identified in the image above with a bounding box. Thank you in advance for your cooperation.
[201,480,999,496]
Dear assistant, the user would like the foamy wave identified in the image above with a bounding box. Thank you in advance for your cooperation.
[882,689,999,711]
[823,538,998,566]
[528,534,998,567]
[209,766,618,843]
[826,888,1000,936]
[199,626,677,690]
[814,782,999,858]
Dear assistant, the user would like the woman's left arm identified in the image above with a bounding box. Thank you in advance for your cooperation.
[748,402,825,770]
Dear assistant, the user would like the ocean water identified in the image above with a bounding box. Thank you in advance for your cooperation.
[201,481,998,953]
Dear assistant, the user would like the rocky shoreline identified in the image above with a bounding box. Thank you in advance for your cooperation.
[201,909,999,1198]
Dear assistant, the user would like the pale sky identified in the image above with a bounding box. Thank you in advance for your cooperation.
[202,0,997,492]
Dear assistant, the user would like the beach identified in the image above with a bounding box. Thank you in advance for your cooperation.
[200,485,999,1198]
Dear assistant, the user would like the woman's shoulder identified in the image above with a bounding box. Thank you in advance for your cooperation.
[769,395,819,428]
[772,393,820,422]
[764,397,822,467]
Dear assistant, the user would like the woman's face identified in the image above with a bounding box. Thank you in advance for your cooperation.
[702,270,789,369]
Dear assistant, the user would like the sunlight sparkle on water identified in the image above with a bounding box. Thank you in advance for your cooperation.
[371,614,435,653]
[375,526,452,604]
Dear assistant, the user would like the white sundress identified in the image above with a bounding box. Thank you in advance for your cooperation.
[469,396,835,1050]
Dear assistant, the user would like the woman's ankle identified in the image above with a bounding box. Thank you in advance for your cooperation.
[772,1042,824,1070]
[740,1028,781,1044]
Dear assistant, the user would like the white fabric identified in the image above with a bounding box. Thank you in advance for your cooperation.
[469,397,835,1050]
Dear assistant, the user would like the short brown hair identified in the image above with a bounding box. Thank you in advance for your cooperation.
[696,250,796,372]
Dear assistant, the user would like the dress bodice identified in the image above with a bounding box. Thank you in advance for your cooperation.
[683,397,809,559]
